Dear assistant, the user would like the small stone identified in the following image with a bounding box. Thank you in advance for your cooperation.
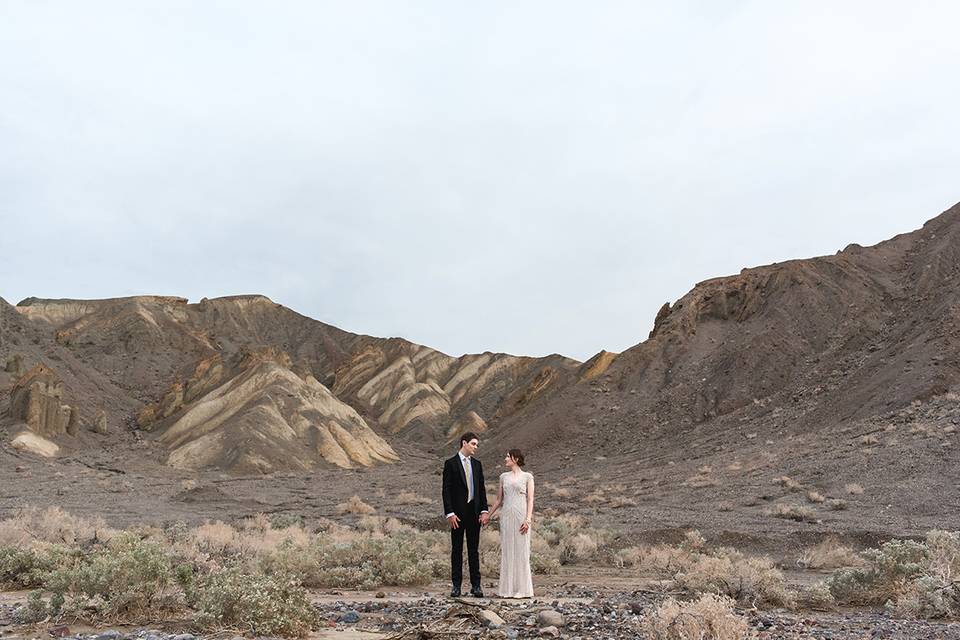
[479,609,506,629]
[538,610,564,628]
[95,632,121,640]
[171,635,195,640]
[338,610,360,624]
[47,626,71,638]
[376,591,386,598]
[540,626,560,637]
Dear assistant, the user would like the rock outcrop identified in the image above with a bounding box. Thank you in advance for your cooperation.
[152,349,399,473]
[8,364,74,438]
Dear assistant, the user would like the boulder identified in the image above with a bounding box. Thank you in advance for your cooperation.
[4,354,23,376]
[537,610,564,628]
[91,410,108,434]
[479,609,505,629]
[11,431,59,457]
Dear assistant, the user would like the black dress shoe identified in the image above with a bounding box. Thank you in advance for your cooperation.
[449,588,461,597]
[469,587,484,598]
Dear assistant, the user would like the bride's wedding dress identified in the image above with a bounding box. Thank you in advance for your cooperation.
[498,471,534,598]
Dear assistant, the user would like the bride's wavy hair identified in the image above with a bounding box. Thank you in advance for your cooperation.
[508,449,525,467]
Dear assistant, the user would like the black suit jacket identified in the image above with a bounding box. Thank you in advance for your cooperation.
[442,454,489,519]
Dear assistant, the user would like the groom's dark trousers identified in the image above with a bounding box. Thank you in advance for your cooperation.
[442,454,488,591]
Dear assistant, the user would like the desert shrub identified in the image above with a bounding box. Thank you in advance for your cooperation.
[827,499,848,511]
[773,476,803,492]
[0,546,50,588]
[614,547,643,569]
[581,489,607,505]
[558,533,599,565]
[806,491,826,504]
[681,530,707,552]
[42,532,176,617]
[396,491,431,505]
[676,548,791,607]
[826,538,928,605]
[551,487,572,499]
[538,514,590,546]
[12,590,64,624]
[609,496,638,508]
[769,503,817,522]
[795,582,835,609]
[798,538,862,570]
[187,565,315,636]
[336,495,376,515]
[269,513,305,529]
[531,551,561,575]
[263,530,440,589]
[0,507,116,547]
[630,538,789,607]
[643,594,749,640]
[845,483,864,495]
[824,530,960,619]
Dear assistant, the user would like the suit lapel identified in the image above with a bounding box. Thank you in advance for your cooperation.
[454,455,467,489]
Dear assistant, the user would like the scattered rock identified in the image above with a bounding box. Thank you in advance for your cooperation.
[338,610,360,623]
[537,609,564,628]
[479,609,506,629]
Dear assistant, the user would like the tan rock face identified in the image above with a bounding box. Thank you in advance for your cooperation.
[578,351,618,382]
[154,355,399,474]
[446,410,488,441]
[9,364,73,438]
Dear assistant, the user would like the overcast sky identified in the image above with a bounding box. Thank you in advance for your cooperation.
[1,2,958,361]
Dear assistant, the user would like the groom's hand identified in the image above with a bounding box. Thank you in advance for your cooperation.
[479,513,490,526]
[447,514,461,529]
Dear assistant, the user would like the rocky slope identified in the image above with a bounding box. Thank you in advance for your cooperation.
[0,294,579,473]
[2,203,959,493]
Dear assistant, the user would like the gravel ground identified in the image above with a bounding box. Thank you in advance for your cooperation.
[5,589,960,640]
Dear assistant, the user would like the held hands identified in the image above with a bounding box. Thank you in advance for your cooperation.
[479,513,490,527]
[520,519,530,535]
[447,514,461,530]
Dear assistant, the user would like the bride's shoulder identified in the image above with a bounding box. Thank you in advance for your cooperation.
[524,470,534,479]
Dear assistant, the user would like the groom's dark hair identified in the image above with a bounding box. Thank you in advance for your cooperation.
[459,432,479,447]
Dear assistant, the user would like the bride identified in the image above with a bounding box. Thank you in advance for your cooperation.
[487,448,535,598]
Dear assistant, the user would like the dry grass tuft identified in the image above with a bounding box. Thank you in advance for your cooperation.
[861,435,880,445]
[643,594,748,640]
[806,491,826,504]
[551,487,573,499]
[773,476,803,492]
[769,503,817,523]
[828,499,848,511]
[581,489,607,505]
[336,495,376,515]
[798,538,863,569]
[0,506,116,547]
[845,483,864,496]
[396,491,432,506]
[609,496,637,508]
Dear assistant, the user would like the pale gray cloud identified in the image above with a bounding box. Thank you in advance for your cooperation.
[1,1,958,360]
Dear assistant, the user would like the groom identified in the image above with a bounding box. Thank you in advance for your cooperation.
[442,431,489,597]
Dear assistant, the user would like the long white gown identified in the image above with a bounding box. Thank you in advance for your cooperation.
[497,471,534,598]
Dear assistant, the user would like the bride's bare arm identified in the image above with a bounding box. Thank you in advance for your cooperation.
[520,474,535,534]
[487,475,504,518]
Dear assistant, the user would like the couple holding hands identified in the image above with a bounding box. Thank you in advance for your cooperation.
[441,432,535,599]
